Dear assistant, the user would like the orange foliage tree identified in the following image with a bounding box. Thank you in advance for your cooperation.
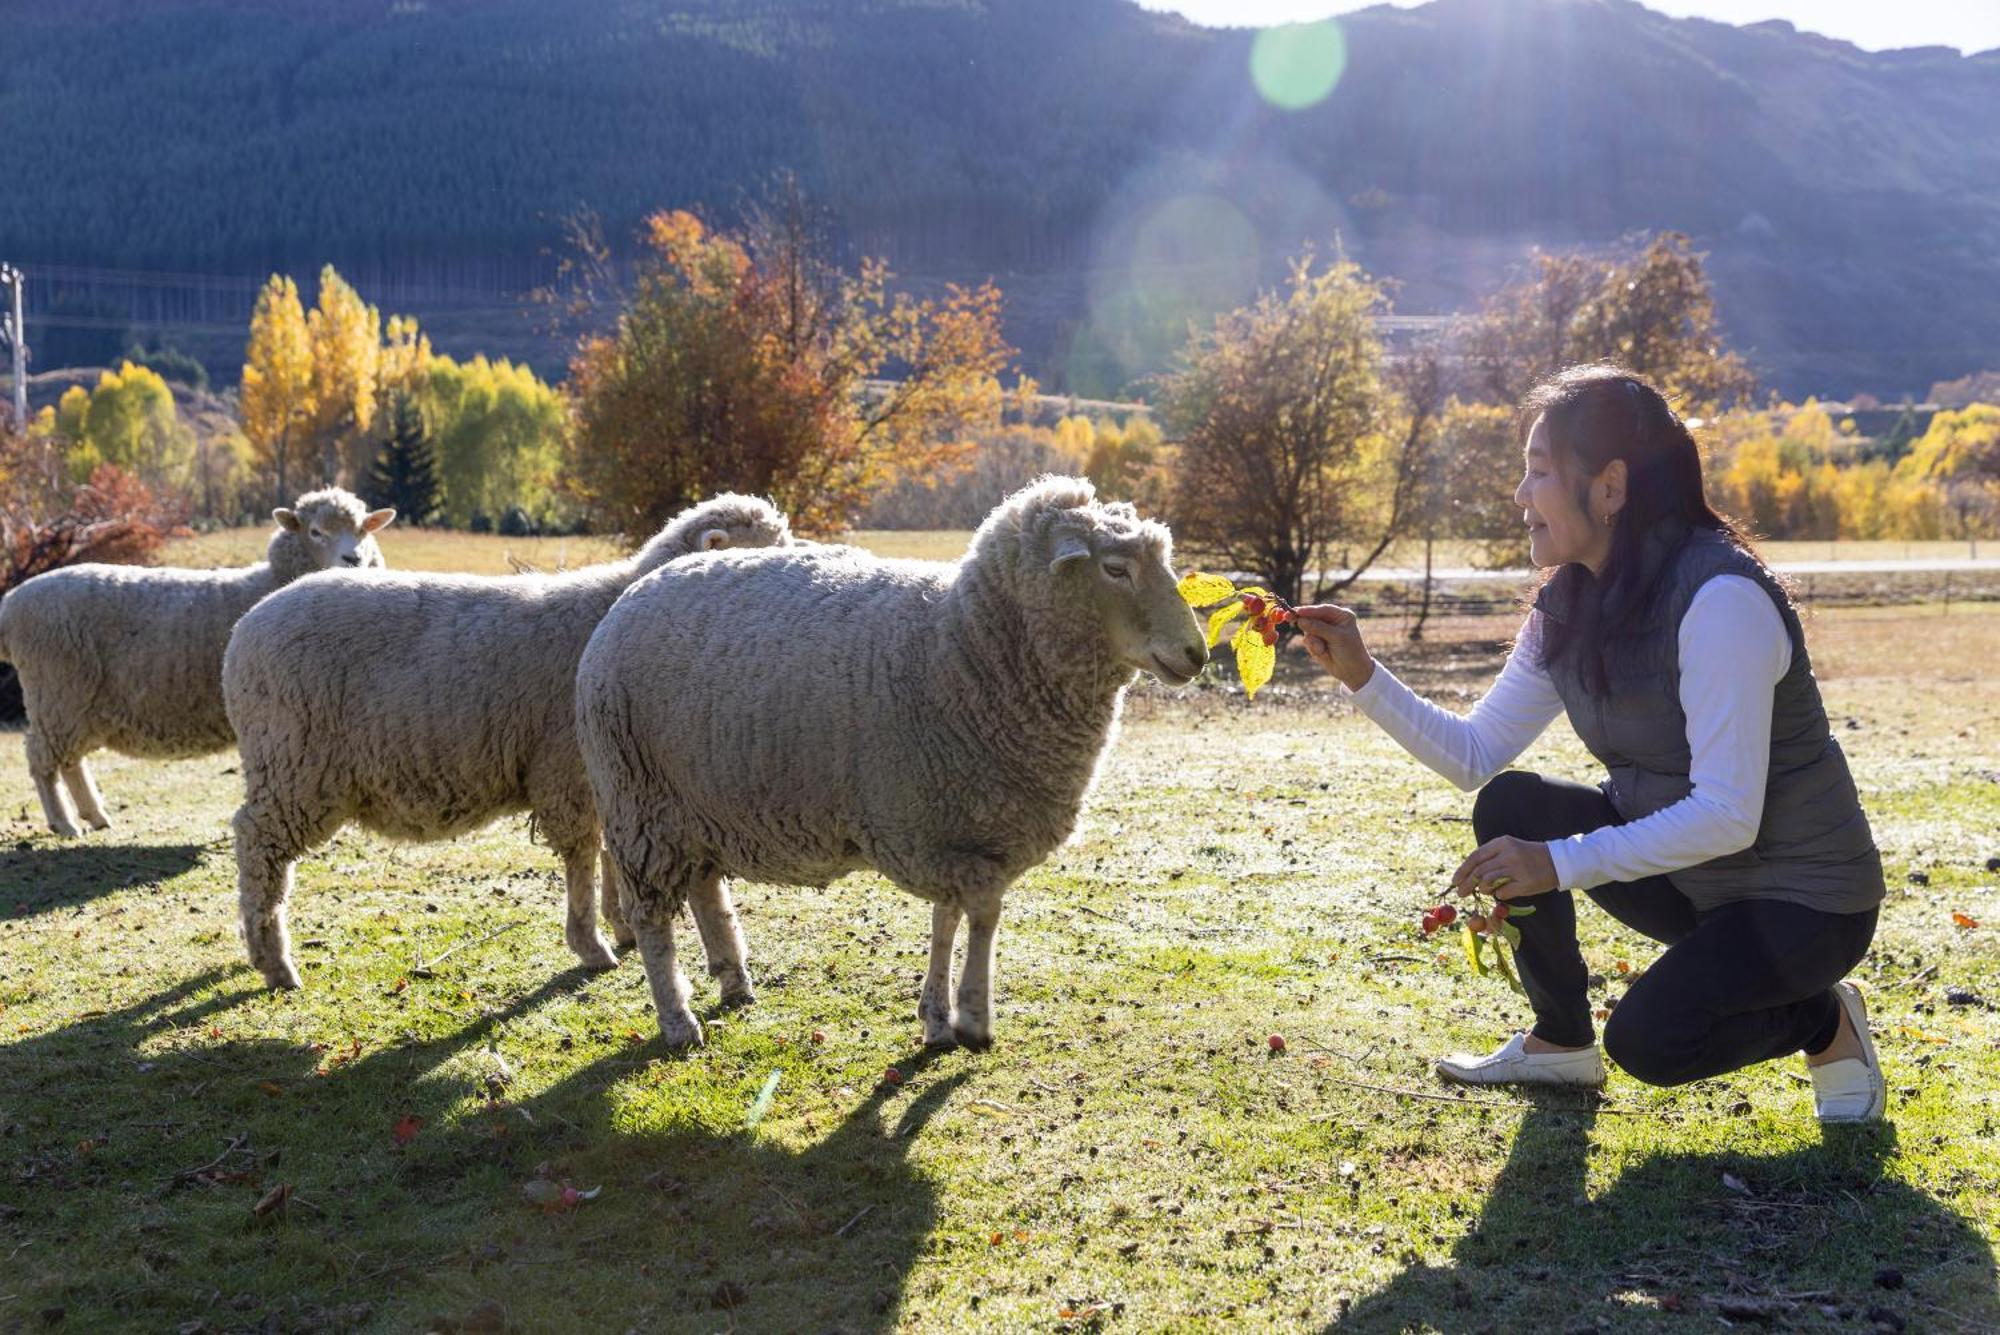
[566,191,1010,537]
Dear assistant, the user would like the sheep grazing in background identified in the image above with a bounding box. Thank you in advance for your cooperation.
[575,476,1207,1049]
[0,488,395,837]
[221,494,792,991]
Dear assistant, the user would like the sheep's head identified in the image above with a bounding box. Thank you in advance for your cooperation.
[978,476,1207,686]
[643,493,793,567]
[272,488,395,572]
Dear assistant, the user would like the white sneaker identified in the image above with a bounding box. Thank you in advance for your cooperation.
[1434,1031,1606,1088]
[1811,981,1886,1124]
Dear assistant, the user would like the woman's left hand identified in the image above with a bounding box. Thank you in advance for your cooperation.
[1451,836,1560,901]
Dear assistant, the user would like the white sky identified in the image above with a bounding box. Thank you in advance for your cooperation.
[1136,0,2000,54]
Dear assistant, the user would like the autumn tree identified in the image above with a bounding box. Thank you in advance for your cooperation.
[566,185,1010,538]
[304,265,381,483]
[424,354,566,528]
[1461,233,1755,414]
[240,275,313,505]
[1164,256,1442,607]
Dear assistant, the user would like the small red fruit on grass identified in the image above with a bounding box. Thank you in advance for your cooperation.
[1268,1034,1287,1054]
[810,1030,826,1045]
[882,1066,905,1086]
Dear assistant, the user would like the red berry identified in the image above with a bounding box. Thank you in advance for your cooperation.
[1241,594,1266,617]
[1466,913,1489,933]
[1268,1034,1287,1054]
[1259,621,1279,647]
[1491,902,1510,922]
[810,1030,826,1045]
[1434,904,1457,926]
[1420,912,1439,936]
[882,1066,904,1086]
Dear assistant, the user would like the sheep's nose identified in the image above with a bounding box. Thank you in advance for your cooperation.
[341,553,362,566]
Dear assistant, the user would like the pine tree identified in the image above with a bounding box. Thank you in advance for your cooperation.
[364,393,440,526]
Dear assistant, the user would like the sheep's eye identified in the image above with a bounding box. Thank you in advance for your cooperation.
[1103,562,1132,581]
[309,528,324,540]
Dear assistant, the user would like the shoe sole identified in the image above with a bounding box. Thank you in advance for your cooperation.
[1433,1060,1606,1089]
[1821,981,1886,1123]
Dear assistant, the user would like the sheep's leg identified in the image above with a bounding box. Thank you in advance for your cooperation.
[599,849,635,950]
[24,730,81,839]
[232,804,305,990]
[621,866,704,1048]
[953,897,1003,1052]
[920,901,962,1048]
[687,870,755,1007]
[561,844,619,971]
[60,758,110,831]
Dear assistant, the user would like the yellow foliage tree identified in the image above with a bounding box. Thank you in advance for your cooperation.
[240,275,313,505]
[304,265,381,485]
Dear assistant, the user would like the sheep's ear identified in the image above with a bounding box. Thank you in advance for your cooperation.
[272,508,301,532]
[700,527,731,551]
[362,507,397,534]
[1047,529,1093,572]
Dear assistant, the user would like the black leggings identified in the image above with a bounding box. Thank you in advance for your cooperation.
[1473,771,1877,1086]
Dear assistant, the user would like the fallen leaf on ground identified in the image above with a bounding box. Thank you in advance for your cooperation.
[392,1115,423,1146]
[1951,912,1980,929]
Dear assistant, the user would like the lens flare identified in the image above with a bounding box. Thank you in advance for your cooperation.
[1250,20,1347,111]
[1066,193,1260,398]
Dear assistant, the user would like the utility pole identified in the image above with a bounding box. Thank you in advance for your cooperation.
[0,263,25,433]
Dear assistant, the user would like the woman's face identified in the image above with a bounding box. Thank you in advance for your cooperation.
[1515,414,1617,571]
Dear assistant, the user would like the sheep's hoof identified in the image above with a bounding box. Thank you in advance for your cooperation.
[47,819,84,839]
[658,1012,706,1049]
[571,939,620,971]
[951,1024,993,1053]
[718,987,756,1011]
[923,1029,959,1051]
[260,962,303,991]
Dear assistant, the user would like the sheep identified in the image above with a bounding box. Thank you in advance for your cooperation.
[574,476,1208,1049]
[0,488,395,837]
[221,493,792,991]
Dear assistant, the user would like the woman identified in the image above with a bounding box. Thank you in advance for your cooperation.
[1293,365,1887,1122]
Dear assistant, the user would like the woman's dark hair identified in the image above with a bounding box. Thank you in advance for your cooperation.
[1521,364,1777,692]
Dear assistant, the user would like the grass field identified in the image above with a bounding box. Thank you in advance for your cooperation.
[165,526,1995,580]
[2,565,1997,1328]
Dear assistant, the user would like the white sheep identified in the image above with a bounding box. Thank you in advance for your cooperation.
[574,476,1207,1048]
[0,488,395,837]
[221,494,792,990]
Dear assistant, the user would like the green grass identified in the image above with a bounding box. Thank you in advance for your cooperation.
[1,607,1996,1331]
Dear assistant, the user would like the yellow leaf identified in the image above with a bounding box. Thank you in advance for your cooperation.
[1177,572,1238,607]
[1231,617,1275,699]
[1206,600,1245,648]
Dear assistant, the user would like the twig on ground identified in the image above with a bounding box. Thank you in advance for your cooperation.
[1309,1074,1679,1118]
[834,1205,874,1238]
[413,920,525,976]
[1365,955,1430,966]
[168,1133,252,1186]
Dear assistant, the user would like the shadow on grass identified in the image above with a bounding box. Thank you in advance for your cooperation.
[0,963,965,1332]
[1332,1093,1997,1332]
[0,840,209,918]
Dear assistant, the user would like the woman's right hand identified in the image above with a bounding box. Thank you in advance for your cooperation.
[1292,603,1375,692]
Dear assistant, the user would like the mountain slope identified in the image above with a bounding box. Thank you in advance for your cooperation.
[3,0,1996,396]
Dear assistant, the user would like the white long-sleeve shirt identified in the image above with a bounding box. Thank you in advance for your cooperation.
[1345,575,1794,891]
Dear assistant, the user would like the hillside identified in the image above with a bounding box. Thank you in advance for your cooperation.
[4,0,1998,397]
